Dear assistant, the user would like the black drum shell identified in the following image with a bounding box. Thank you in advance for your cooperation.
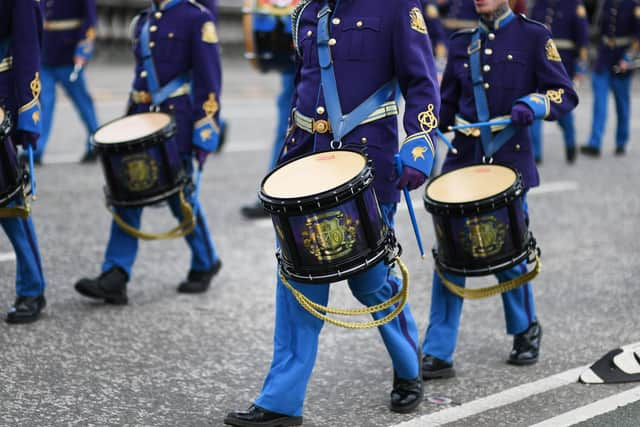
[92,114,187,207]
[0,110,23,208]
[424,166,533,276]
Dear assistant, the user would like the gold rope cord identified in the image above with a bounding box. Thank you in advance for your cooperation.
[279,257,410,329]
[110,191,196,240]
[436,256,541,300]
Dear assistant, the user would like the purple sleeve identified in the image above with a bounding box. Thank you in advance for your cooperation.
[575,1,589,61]
[75,0,98,61]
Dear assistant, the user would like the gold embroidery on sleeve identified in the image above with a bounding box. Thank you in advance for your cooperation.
[203,93,219,117]
[546,88,564,104]
[418,104,438,133]
[201,21,219,44]
[545,39,562,62]
[410,7,428,35]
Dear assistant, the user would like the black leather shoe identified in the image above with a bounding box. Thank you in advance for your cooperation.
[390,371,423,413]
[75,268,128,304]
[615,145,626,156]
[177,259,222,294]
[508,321,542,365]
[580,145,600,157]
[80,149,98,163]
[224,404,302,426]
[241,201,269,219]
[422,354,456,380]
[6,295,46,324]
[566,146,576,164]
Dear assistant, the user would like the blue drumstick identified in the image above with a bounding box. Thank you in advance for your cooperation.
[435,129,458,154]
[448,118,512,132]
[395,155,426,259]
[28,146,36,200]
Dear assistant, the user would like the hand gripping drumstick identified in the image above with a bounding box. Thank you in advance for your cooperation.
[448,118,512,132]
[395,154,426,259]
[27,146,36,200]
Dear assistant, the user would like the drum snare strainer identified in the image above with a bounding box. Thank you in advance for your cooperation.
[424,164,541,299]
[260,150,409,329]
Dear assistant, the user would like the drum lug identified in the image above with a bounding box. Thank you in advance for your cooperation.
[330,139,343,150]
[482,156,494,164]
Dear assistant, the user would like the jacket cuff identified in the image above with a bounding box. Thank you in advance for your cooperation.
[399,132,435,176]
[17,102,41,134]
[192,117,220,152]
[515,94,550,120]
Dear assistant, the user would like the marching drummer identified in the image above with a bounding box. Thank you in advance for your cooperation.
[421,0,578,379]
[0,0,48,323]
[224,0,440,425]
[74,0,223,302]
[33,0,100,164]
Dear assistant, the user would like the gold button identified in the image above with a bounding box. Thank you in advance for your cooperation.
[149,41,155,48]
[332,18,341,25]
[316,106,325,115]
[484,83,490,89]
[463,63,469,68]
[483,65,491,72]
[140,70,147,78]
[307,30,313,37]
[507,54,513,61]
[515,144,521,150]
[328,38,337,46]
[291,137,296,143]
[356,20,363,27]
[150,25,158,32]
[169,104,175,111]
[168,33,174,38]
[361,137,368,144]
[488,33,495,40]
[155,12,162,19]
[484,48,493,55]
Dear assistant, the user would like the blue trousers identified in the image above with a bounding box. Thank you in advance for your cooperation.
[101,162,218,277]
[587,70,632,150]
[0,197,46,297]
[35,65,98,160]
[422,197,536,364]
[268,71,296,170]
[530,112,576,161]
[255,204,420,417]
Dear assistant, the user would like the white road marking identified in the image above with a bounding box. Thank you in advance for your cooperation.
[0,252,16,262]
[392,366,586,427]
[530,385,640,427]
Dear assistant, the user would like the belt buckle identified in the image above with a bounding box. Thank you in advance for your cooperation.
[313,119,330,134]
[471,128,481,137]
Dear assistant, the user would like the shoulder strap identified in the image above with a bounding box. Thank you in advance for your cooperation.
[317,4,397,143]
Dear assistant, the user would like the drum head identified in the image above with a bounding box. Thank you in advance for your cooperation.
[263,151,367,199]
[93,113,172,145]
[427,164,517,204]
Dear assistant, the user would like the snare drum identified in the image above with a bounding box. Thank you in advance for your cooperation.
[260,150,395,284]
[0,107,23,208]
[424,164,537,276]
[242,0,298,72]
[92,112,186,207]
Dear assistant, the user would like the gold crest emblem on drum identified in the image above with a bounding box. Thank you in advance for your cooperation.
[302,211,359,261]
[122,154,159,192]
[460,216,507,259]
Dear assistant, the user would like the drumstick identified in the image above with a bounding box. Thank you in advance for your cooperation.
[395,155,426,259]
[27,146,36,200]
[435,129,458,154]
[448,118,512,132]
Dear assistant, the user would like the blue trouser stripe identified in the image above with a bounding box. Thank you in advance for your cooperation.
[0,197,46,296]
[588,70,631,149]
[255,203,420,416]
[36,65,99,160]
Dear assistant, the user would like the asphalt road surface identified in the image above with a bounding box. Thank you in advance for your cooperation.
[1,56,639,427]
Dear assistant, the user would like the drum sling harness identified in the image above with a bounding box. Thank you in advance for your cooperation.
[468,28,517,159]
[274,3,406,329]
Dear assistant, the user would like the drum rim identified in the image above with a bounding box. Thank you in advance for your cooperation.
[424,164,523,216]
[92,112,177,151]
[259,149,373,214]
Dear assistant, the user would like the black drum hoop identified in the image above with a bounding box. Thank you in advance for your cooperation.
[92,113,178,153]
[105,176,190,208]
[259,149,374,216]
[424,164,525,217]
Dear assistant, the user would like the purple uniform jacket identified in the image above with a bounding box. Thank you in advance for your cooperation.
[0,0,42,135]
[129,0,222,154]
[42,0,97,66]
[283,0,441,204]
[529,0,589,77]
[595,0,640,73]
[440,0,479,36]
[439,12,578,189]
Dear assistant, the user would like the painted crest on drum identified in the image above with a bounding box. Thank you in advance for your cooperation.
[460,215,507,259]
[302,211,359,262]
[122,154,159,192]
